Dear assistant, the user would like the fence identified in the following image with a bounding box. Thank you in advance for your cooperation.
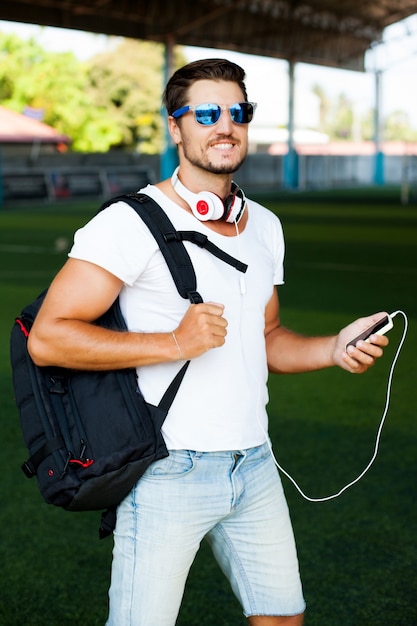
[1,152,417,203]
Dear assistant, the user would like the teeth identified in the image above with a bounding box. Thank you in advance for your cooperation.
[213,143,233,150]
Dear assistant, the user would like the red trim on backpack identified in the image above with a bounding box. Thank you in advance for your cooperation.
[69,458,95,469]
[16,318,30,338]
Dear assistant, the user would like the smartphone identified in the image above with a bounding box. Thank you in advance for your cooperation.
[346,314,393,350]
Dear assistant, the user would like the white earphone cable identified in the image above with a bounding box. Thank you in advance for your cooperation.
[260,310,408,502]
[234,218,247,295]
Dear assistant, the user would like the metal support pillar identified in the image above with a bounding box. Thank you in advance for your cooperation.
[373,69,384,185]
[283,60,298,189]
[160,37,179,180]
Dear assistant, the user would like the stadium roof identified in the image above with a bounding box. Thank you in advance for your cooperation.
[1,1,417,71]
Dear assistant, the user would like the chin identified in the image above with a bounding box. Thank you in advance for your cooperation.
[207,159,245,175]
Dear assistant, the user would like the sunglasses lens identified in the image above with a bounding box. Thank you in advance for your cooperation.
[194,104,221,125]
[191,102,256,125]
[230,103,254,124]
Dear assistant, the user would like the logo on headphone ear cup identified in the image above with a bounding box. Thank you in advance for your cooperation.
[194,192,225,221]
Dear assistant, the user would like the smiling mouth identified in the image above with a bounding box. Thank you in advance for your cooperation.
[212,142,235,151]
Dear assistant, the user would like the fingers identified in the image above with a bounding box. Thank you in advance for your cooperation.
[336,313,390,374]
[346,339,388,374]
[174,302,228,360]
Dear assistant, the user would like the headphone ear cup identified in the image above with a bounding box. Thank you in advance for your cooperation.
[171,167,246,223]
[192,192,225,221]
[224,186,246,223]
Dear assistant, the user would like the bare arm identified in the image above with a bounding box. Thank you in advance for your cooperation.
[28,258,228,370]
[265,288,388,375]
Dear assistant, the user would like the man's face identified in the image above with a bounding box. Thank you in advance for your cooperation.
[170,79,249,175]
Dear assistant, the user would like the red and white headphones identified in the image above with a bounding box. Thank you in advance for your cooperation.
[171,167,246,224]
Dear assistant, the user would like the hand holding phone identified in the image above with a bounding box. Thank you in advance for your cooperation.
[346,314,393,351]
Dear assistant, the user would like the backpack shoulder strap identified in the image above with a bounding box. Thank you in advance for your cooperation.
[101,194,197,422]
[177,231,247,274]
[99,193,248,300]
[100,193,203,304]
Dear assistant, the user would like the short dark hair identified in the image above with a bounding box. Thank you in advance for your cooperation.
[162,58,248,116]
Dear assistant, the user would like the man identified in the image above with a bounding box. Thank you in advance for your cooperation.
[28,59,388,626]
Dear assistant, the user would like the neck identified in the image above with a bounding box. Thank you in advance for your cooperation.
[176,165,233,199]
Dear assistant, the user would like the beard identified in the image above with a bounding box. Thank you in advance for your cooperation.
[180,136,247,175]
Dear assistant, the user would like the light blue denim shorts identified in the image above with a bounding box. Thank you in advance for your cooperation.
[106,442,305,626]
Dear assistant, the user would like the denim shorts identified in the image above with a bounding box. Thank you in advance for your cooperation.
[106,442,305,626]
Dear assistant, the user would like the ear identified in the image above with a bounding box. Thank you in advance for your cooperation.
[168,116,182,146]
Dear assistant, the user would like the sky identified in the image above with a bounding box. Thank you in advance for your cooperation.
[1,16,417,129]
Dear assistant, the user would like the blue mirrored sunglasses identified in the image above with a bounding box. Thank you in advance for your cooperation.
[171,102,257,126]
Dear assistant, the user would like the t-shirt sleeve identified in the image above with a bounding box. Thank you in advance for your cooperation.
[249,200,285,286]
[272,214,285,285]
[68,201,158,286]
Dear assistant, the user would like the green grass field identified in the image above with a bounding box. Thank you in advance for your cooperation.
[1,189,416,625]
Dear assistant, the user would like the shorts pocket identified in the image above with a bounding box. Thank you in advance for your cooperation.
[146,449,197,479]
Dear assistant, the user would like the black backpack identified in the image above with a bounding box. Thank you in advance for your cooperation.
[10,193,247,537]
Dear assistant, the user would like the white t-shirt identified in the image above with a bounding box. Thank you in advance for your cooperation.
[69,185,285,451]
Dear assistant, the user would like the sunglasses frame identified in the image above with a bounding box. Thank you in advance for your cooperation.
[171,102,257,126]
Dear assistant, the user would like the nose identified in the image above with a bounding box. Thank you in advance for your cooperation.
[215,109,234,133]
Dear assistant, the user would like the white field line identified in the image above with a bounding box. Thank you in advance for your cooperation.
[0,244,50,253]
[0,238,69,255]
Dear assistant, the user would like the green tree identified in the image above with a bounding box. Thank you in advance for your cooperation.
[0,32,186,152]
[0,32,123,151]
[329,93,354,140]
[384,109,417,142]
[311,83,331,130]
[309,85,355,140]
[86,39,186,153]
[360,108,375,141]
[311,82,417,143]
